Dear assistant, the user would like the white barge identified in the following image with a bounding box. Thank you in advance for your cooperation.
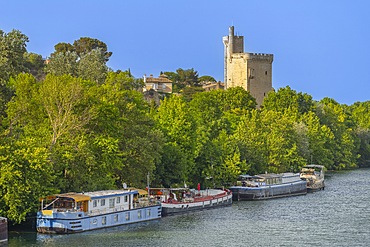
[36,189,161,234]
[229,173,307,201]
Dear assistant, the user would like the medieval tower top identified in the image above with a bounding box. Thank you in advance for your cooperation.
[223,26,273,107]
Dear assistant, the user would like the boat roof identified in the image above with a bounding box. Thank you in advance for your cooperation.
[239,174,264,179]
[258,173,282,178]
[303,164,325,169]
[42,188,146,202]
[45,193,91,202]
[150,187,189,192]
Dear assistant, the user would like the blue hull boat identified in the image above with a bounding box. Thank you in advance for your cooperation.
[37,189,161,234]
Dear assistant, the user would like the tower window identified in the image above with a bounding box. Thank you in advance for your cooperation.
[265,71,268,75]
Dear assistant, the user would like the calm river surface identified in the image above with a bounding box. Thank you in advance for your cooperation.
[8,169,370,247]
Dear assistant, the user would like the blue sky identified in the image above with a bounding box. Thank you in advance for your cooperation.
[2,0,369,105]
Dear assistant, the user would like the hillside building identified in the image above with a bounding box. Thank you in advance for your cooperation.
[143,74,173,94]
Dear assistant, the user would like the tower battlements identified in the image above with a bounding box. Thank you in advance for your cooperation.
[231,53,273,62]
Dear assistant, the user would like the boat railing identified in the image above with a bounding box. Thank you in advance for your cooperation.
[42,207,84,214]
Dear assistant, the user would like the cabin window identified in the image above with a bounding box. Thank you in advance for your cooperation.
[114,214,118,222]
[102,216,106,225]
[101,199,106,207]
[126,212,130,221]
[116,197,121,204]
[93,200,97,207]
[109,198,115,208]
[124,195,128,203]
[138,210,142,219]
[92,219,97,225]
[147,209,151,217]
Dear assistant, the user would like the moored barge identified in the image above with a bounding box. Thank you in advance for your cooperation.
[150,188,232,216]
[37,189,161,234]
[300,164,325,192]
[229,173,307,201]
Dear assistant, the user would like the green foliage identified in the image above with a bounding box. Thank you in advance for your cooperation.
[153,95,195,186]
[349,101,370,166]
[262,86,314,117]
[78,48,108,84]
[23,52,45,80]
[176,68,199,86]
[315,98,358,169]
[105,70,144,91]
[199,75,216,83]
[53,42,74,54]
[47,37,111,79]
[73,37,112,61]
[181,86,205,102]
[0,138,57,223]
[0,29,29,84]
[45,51,78,76]
[0,29,29,118]
[233,110,269,174]
[39,74,91,146]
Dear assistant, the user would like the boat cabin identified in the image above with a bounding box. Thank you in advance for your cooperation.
[300,165,324,177]
[149,188,195,203]
[236,174,282,187]
[39,189,149,216]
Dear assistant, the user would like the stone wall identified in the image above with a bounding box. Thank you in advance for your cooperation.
[223,26,273,107]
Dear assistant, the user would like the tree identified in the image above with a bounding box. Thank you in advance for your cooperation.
[39,74,92,146]
[181,86,204,102]
[176,68,199,87]
[0,29,29,84]
[73,37,112,61]
[105,70,144,91]
[259,110,305,173]
[315,98,358,169]
[262,86,314,118]
[0,138,57,223]
[47,37,112,78]
[349,101,370,167]
[187,88,256,186]
[198,75,216,83]
[88,80,163,188]
[153,95,196,186]
[77,48,108,84]
[53,42,74,54]
[0,29,29,118]
[23,52,45,80]
[45,51,78,76]
[233,110,269,174]
[163,71,179,83]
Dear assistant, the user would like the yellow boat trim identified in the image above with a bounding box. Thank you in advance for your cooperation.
[42,210,53,216]
[128,188,148,196]
[43,193,91,202]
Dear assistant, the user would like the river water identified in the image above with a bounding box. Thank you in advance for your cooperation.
[7,169,370,247]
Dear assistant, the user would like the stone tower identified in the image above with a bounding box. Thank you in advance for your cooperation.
[223,26,273,107]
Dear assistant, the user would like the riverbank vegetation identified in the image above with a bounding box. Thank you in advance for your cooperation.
[1,29,370,223]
